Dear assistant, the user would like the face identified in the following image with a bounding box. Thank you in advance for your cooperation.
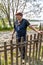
[16,15,22,20]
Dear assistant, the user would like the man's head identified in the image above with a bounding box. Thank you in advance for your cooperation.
[16,12,23,21]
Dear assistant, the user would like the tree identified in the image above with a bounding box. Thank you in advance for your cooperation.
[0,0,27,27]
[0,0,12,27]
[0,16,5,27]
[0,0,43,28]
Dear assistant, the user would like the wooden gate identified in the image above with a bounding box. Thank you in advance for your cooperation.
[0,34,43,65]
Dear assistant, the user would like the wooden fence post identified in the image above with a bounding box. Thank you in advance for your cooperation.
[29,35,32,65]
[25,35,28,65]
[16,38,18,65]
[21,37,23,65]
[32,34,36,64]
[35,34,39,60]
[4,42,7,65]
[0,53,1,65]
[10,40,13,65]
[38,34,42,60]
[41,47,43,59]
[26,35,28,57]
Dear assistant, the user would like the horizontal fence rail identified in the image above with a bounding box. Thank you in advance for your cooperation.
[0,34,43,65]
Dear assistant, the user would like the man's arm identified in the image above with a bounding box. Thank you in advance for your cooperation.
[29,25,41,34]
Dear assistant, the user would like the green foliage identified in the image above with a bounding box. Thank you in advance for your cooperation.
[0,18,13,31]
[3,18,8,22]
[0,26,13,31]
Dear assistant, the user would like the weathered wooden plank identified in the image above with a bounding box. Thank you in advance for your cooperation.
[4,42,7,65]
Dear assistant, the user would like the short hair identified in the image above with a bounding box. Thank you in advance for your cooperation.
[16,12,23,16]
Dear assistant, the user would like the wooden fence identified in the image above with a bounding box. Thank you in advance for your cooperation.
[0,34,43,65]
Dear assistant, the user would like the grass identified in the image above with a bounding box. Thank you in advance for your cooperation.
[1,48,43,65]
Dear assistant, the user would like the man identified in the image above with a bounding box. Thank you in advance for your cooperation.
[12,12,43,62]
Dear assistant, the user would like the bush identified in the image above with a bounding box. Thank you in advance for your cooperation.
[0,26,13,31]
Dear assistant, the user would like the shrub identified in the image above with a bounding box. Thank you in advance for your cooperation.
[0,26,13,31]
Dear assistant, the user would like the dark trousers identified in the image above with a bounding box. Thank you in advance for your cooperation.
[18,37,26,59]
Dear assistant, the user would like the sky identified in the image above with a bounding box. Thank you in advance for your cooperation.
[23,0,43,20]
[0,0,43,20]
[10,0,43,20]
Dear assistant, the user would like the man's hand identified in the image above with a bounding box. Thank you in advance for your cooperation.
[38,31,43,34]
[40,31,43,34]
